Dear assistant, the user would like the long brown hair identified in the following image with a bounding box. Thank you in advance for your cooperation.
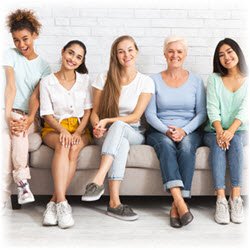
[99,35,139,119]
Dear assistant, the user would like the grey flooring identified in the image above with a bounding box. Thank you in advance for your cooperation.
[1,196,249,250]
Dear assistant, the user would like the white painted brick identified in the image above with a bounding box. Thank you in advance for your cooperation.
[152,19,204,28]
[39,18,55,26]
[171,28,199,37]
[135,9,161,18]
[70,18,98,26]
[204,19,245,29]
[117,27,145,37]
[188,10,231,19]
[55,18,70,26]
[3,4,246,81]
[107,9,134,18]
[231,10,248,19]
[144,28,171,37]
[80,8,108,17]
[91,27,118,36]
[160,10,187,19]
[53,8,79,17]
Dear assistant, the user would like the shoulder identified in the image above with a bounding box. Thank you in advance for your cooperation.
[40,73,55,86]
[92,72,107,90]
[4,48,19,57]
[76,72,90,87]
[137,72,154,84]
[189,71,203,83]
[207,73,221,85]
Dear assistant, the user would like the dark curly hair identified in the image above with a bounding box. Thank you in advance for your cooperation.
[6,9,42,35]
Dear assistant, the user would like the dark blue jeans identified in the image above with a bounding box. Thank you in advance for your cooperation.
[146,128,202,198]
[203,131,248,190]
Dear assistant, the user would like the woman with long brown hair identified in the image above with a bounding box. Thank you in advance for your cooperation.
[81,35,154,221]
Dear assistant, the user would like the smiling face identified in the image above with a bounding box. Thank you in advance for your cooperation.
[164,41,187,69]
[61,44,84,71]
[218,44,239,70]
[12,29,37,59]
[116,39,138,68]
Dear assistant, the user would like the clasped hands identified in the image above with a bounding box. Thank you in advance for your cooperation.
[59,128,82,147]
[216,130,234,150]
[8,115,33,137]
[93,119,108,139]
[166,125,186,142]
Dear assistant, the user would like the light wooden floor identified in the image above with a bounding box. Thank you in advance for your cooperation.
[1,196,249,250]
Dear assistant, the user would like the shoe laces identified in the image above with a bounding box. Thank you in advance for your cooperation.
[121,204,134,214]
[217,200,228,213]
[231,198,243,213]
[57,203,71,216]
[87,183,98,192]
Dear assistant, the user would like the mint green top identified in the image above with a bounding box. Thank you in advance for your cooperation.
[204,73,248,132]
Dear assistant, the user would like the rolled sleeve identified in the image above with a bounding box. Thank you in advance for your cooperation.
[39,78,54,117]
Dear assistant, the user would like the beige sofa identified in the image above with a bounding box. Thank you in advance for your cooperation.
[10,132,248,209]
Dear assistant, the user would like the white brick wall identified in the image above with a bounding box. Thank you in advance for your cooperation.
[1,0,249,83]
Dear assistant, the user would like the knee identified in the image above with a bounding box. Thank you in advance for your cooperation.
[109,121,126,131]
[69,144,82,161]
[55,142,70,153]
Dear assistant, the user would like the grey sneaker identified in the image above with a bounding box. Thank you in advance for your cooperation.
[214,197,230,224]
[107,204,139,221]
[81,182,105,201]
[229,196,244,224]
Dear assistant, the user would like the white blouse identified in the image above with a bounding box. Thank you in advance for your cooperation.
[40,72,92,122]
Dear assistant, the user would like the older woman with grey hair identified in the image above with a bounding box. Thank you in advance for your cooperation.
[145,36,206,228]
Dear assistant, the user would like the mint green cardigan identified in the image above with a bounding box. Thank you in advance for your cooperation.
[205,73,248,132]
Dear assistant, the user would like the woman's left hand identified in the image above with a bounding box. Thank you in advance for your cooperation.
[220,129,234,143]
[96,119,109,130]
[71,131,82,145]
[168,125,186,142]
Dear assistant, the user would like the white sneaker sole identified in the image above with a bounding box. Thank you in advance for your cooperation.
[58,220,74,229]
[18,196,35,205]
[106,211,139,221]
[81,189,104,201]
[214,216,230,225]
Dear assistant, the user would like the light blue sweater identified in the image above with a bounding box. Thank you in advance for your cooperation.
[145,72,207,135]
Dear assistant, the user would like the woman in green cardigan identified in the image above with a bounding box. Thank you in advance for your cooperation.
[204,38,248,225]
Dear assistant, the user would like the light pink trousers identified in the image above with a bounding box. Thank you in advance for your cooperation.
[11,111,37,184]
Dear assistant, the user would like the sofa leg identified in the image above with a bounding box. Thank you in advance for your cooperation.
[11,195,21,210]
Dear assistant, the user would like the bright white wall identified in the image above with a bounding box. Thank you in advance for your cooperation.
[1,0,249,84]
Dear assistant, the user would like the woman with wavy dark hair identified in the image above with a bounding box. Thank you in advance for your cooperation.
[81,35,154,221]
[204,38,248,224]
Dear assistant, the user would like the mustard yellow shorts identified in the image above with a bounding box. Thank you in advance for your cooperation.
[41,117,92,142]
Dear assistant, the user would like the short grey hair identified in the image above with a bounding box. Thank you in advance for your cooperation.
[163,36,188,53]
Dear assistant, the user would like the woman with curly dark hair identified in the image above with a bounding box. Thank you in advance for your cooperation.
[3,9,51,205]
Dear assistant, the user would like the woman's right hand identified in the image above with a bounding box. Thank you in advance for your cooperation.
[93,123,107,138]
[8,117,26,137]
[59,128,72,147]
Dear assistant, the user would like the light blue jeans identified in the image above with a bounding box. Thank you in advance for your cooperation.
[95,121,145,180]
[203,131,248,190]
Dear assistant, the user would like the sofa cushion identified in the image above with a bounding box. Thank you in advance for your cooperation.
[28,132,42,152]
[29,144,248,171]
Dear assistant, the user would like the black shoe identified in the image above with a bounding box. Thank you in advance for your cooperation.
[170,209,182,228]
[180,211,193,226]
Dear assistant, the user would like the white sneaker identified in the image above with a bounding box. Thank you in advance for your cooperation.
[214,197,230,224]
[43,201,57,226]
[56,200,74,229]
[229,196,244,224]
[17,181,35,205]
